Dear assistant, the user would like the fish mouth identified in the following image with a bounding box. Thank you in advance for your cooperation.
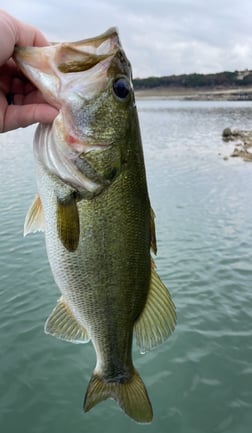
[13,28,127,110]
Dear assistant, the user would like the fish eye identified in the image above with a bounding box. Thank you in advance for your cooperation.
[112,78,131,100]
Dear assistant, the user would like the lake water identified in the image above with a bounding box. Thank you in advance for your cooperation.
[0,100,252,433]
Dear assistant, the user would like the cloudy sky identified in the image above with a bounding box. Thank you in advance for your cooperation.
[2,0,252,77]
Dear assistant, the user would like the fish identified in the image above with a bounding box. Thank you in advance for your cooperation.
[14,28,176,424]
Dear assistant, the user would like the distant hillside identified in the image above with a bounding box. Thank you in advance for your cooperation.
[133,70,252,90]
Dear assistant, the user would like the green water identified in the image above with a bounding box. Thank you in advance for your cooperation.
[0,100,252,433]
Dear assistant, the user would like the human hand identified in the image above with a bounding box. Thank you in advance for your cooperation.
[0,10,58,133]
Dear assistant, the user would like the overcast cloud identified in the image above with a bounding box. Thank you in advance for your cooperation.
[2,0,252,77]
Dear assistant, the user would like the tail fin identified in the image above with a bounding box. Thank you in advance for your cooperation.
[83,370,153,424]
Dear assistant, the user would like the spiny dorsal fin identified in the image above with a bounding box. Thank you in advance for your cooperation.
[150,208,157,254]
[45,296,90,344]
[134,265,176,353]
[84,369,153,424]
[24,194,45,236]
[56,195,80,252]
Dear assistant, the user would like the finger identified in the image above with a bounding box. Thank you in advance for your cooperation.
[15,17,49,47]
[7,77,46,105]
[0,72,45,106]
[0,10,49,65]
[14,89,47,106]
[2,104,58,132]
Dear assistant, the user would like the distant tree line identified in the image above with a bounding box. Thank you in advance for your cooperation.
[133,71,252,89]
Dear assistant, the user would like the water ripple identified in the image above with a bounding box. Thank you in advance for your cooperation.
[1,104,252,432]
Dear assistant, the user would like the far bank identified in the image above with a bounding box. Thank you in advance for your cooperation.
[135,86,252,101]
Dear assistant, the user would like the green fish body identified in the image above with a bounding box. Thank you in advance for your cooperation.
[14,29,176,423]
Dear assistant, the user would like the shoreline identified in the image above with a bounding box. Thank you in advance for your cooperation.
[135,86,252,100]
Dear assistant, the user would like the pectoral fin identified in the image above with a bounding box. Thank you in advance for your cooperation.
[134,263,176,353]
[45,296,90,344]
[57,195,80,252]
[24,194,45,236]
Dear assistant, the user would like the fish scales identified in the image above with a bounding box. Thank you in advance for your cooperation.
[14,28,176,424]
[37,129,150,347]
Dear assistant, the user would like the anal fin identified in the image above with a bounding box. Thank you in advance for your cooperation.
[45,296,90,344]
[134,264,176,353]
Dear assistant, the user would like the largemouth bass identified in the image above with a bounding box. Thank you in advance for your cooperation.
[14,29,176,423]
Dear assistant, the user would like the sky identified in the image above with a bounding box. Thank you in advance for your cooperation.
[2,0,252,78]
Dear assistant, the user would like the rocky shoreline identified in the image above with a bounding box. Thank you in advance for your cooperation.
[135,87,252,162]
[222,128,252,162]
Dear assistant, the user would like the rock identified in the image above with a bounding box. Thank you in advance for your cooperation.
[231,148,241,157]
[222,127,232,138]
[230,148,252,161]
[222,127,252,161]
